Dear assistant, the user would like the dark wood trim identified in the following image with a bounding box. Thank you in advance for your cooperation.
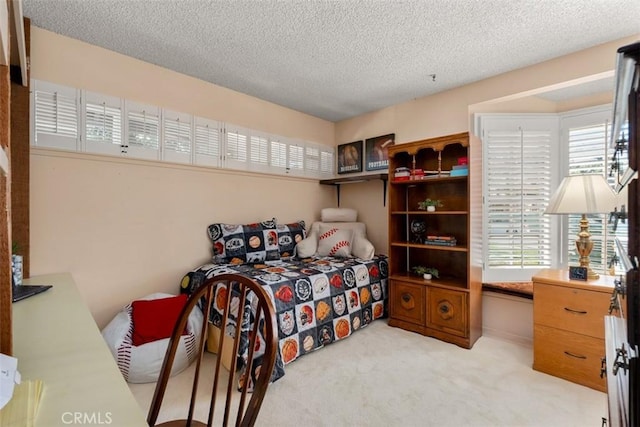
[10,17,30,278]
[0,62,12,355]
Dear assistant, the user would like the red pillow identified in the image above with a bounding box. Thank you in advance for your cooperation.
[131,294,188,346]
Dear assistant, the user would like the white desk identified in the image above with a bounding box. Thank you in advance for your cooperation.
[10,273,147,426]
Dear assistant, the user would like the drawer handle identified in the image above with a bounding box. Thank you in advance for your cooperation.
[564,307,587,315]
[564,351,587,359]
[402,293,412,303]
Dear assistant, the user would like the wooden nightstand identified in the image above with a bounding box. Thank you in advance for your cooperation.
[532,269,615,392]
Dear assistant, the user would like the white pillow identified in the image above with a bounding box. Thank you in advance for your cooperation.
[317,225,354,257]
[321,208,357,222]
[309,221,366,237]
[296,230,318,258]
[352,233,375,260]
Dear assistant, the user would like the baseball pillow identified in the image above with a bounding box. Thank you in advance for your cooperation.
[317,224,354,257]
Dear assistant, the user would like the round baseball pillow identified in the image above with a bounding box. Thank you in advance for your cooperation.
[101,292,203,383]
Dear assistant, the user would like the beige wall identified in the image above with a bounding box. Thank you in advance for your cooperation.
[29,26,639,329]
[29,28,336,328]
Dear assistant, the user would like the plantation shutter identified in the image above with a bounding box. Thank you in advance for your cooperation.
[305,144,320,177]
[125,101,160,160]
[163,110,192,164]
[480,115,558,282]
[32,80,79,150]
[225,124,249,170]
[30,79,336,179]
[287,142,305,176]
[249,133,269,173]
[194,117,222,167]
[270,139,287,171]
[84,91,123,156]
[563,108,625,274]
[320,147,334,178]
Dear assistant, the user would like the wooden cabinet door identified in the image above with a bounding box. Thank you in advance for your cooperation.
[427,287,468,337]
[390,280,425,326]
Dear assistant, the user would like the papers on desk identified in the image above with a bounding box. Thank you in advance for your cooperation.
[0,353,43,427]
[0,353,20,409]
[0,380,43,427]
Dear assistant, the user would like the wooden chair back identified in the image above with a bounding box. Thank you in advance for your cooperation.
[147,273,278,427]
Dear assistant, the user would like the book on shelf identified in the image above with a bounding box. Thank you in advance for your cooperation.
[425,239,457,246]
[425,235,457,246]
[450,168,468,177]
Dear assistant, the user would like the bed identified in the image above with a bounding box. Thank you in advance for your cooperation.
[179,212,389,387]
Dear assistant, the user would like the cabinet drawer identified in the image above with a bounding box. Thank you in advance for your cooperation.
[426,287,468,337]
[533,324,605,392]
[534,283,609,339]
[390,280,425,326]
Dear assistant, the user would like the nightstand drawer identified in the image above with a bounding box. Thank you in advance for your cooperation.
[533,324,606,392]
[390,280,425,326]
[534,283,610,339]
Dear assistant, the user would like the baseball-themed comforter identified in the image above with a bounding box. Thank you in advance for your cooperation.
[180,255,388,386]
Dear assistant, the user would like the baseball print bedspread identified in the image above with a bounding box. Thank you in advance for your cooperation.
[180,255,388,387]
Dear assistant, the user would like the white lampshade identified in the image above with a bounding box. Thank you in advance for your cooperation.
[545,174,617,215]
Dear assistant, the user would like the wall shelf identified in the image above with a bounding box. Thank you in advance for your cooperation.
[319,173,388,206]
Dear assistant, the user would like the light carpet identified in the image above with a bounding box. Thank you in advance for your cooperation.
[129,321,607,426]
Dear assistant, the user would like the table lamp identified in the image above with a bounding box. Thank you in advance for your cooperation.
[544,174,617,279]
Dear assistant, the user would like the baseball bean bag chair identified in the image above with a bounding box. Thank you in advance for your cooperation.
[101,292,204,383]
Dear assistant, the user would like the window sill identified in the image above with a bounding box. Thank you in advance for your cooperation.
[482,282,533,299]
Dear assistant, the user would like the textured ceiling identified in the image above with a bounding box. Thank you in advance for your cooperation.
[22,0,640,122]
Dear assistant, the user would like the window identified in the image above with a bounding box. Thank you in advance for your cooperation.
[561,107,627,275]
[287,142,305,176]
[249,133,269,173]
[224,125,249,170]
[31,79,332,179]
[270,138,287,171]
[194,117,222,168]
[32,80,79,150]
[163,109,192,164]
[479,107,626,282]
[125,101,160,160]
[320,147,335,178]
[84,91,123,156]
[478,115,559,282]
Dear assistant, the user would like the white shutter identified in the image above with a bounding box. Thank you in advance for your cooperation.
[563,107,623,274]
[305,144,320,177]
[84,91,123,156]
[480,115,558,282]
[270,138,287,171]
[320,146,335,178]
[249,132,269,173]
[125,101,160,160]
[194,117,222,167]
[30,79,332,180]
[287,142,305,176]
[32,80,79,150]
[224,124,248,170]
[162,109,192,164]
